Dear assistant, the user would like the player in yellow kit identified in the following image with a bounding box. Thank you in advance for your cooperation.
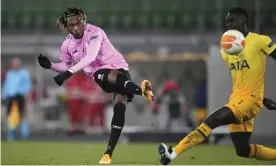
[158,7,276,165]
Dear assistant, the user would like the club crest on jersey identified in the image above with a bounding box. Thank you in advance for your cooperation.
[73,55,81,62]
[230,60,250,71]
[87,35,98,44]
[90,36,98,41]
[268,41,275,48]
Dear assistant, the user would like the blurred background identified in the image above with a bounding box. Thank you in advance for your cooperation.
[1,0,276,144]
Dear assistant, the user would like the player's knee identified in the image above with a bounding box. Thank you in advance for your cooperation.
[114,94,127,113]
[107,69,121,84]
[204,106,238,129]
[114,94,128,104]
[203,114,222,129]
[115,72,129,87]
[235,145,250,158]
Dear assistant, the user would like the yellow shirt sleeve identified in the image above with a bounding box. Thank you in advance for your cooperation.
[260,35,276,55]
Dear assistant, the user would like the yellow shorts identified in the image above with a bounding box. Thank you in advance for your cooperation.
[225,95,262,133]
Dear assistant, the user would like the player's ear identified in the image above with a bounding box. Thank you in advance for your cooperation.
[242,16,248,25]
[240,19,247,28]
[78,15,82,21]
[244,19,248,25]
[79,15,85,24]
[242,22,246,29]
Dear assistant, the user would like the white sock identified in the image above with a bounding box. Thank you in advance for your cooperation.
[170,150,177,160]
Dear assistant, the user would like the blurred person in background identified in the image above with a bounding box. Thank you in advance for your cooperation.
[194,78,207,126]
[64,71,86,134]
[1,67,8,87]
[1,57,32,141]
[82,76,111,131]
[152,80,194,131]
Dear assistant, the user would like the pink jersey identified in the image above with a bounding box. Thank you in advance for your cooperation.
[51,24,128,76]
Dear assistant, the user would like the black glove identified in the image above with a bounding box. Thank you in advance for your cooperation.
[263,98,276,110]
[37,54,52,69]
[53,70,73,86]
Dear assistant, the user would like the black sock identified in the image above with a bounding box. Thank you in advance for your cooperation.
[105,103,126,157]
[116,73,142,95]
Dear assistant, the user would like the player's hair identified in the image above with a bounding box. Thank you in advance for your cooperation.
[229,7,248,20]
[56,6,87,33]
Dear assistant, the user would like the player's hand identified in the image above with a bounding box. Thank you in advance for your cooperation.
[263,98,276,110]
[37,54,52,69]
[53,70,73,86]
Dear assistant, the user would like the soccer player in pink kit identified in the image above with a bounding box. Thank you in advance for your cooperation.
[37,7,154,164]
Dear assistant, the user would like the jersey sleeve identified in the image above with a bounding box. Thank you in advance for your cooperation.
[60,36,72,64]
[85,28,104,60]
[260,35,276,55]
[69,29,103,73]
[51,36,72,73]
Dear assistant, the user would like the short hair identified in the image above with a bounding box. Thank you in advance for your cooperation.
[229,7,248,20]
[56,6,87,33]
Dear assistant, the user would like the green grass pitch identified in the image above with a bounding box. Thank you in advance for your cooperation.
[1,141,276,165]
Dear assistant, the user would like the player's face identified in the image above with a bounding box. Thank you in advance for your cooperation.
[10,57,21,69]
[66,15,84,38]
[225,13,246,32]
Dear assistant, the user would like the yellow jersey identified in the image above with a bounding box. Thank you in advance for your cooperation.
[221,32,276,106]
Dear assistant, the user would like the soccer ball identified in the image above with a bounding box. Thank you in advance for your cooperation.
[220,30,245,55]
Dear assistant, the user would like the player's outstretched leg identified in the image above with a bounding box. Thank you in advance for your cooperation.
[107,69,154,102]
[249,145,276,160]
[158,106,239,165]
[99,95,127,164]
[231,132,276,160]
[158,143,173,165]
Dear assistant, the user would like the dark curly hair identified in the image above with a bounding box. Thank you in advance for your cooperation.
[56,6,87,33]
[229,7,248,20]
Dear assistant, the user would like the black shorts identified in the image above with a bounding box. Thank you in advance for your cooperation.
[93,68,134,102]
[6,95,26,117]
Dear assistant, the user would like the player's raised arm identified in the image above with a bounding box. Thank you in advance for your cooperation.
[37,53,72,73]
[37,37,73,73]
[51,62,71,73]
[51,40,73,73]
[260,36,276,110]
[68,30,103,74]
[263,97,276,110]
[269,46,276,61]
[260,35,276,60]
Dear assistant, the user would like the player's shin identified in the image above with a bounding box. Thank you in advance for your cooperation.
[171,105,236,158]
[116,73,142,95]
[171,123,212,159]
[105,103,126,157]
[249,144,276,160]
